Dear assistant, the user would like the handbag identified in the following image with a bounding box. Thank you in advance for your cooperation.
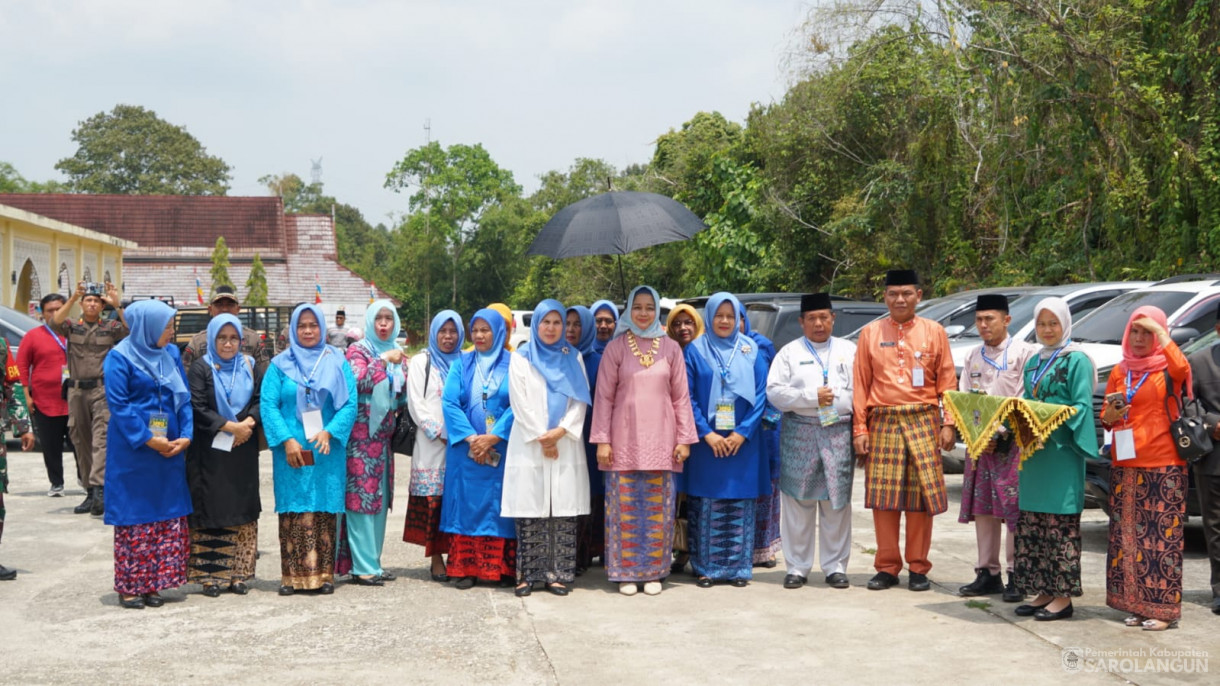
[1162,370,1212,464]
[392,352,429,456]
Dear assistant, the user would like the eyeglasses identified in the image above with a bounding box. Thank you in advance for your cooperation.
[216,336,241,346]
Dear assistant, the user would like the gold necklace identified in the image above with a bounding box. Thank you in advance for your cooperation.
[628,333,660,368]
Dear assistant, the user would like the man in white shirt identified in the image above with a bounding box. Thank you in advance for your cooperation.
[956,294,1038,602]
[766,293,856,589]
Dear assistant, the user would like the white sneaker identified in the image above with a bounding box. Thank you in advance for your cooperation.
[47,485,64,497]
[619,582,638,596]
[643,581,662,596]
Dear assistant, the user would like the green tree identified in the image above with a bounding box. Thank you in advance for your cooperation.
[210,236,234,293]
[385,141,521,310]
[245,253,269,307]
[55,104,231,195]
[259,172,327,214]
[0,161,70,193]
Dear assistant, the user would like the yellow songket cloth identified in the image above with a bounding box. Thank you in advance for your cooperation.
[942,390,1077,467]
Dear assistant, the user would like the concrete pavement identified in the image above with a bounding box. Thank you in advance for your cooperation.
[0,449,1214,684]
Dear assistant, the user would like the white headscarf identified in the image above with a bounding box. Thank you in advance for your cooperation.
[1032,296,1096,383]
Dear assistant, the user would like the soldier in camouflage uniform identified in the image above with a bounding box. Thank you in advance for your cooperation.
[1,337,36,580]
[181,285,270,378]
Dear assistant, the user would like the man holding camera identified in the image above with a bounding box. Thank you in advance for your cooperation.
[51,282,127,517]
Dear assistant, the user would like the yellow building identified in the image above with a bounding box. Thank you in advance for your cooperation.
[0,203,134,315]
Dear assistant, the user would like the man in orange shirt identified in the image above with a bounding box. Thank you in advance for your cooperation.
[852,270,957,591]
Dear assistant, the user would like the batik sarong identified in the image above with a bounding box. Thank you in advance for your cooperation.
[278,512,336,590]
[604,470,676,582]
[188,521,258,584]
[958,439,1021,529]
[1014,510,1082,597]
[114,516,189,595]
[1106,464,1186,621]
[403,494,448,557]
[864,405,947,514]
[446,534,516,582]
[575,496,606,570]
[780,413,854,507]
[752,483,782,564]
[515,517,578,585]
[688,495,756,581]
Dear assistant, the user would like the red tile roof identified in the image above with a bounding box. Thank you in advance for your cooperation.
[0,194,287,253]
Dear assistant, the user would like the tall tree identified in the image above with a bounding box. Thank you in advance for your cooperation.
[210,236,234,293]
[55,104,231,195]
[0,161,70,193]
[259,172,327,214]
[385,142,521,309]
[245,253,269,307]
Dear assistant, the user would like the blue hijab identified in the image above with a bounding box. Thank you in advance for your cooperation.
[690,292,758,421]
[567,305,595,355]
[204,314,254,422]
[112,299,190,414]
[357,299,403,432]
[517,300,592,428]
[428,309,465,382]
[590,300,619,354]
[613,285,666,339]
[461,309,510,428]
[271,304,351,417]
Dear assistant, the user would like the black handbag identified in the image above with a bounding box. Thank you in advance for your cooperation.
[1162,370,1212,464]
[392,353,430,456]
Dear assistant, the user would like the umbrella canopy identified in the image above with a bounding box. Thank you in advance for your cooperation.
[527,191,707,259]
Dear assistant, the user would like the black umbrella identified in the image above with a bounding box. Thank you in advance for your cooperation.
[526,191,707,297]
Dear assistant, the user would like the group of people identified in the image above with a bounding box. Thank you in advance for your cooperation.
[0,271,1216,631]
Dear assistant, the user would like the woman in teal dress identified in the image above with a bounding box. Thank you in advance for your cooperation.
[1014,297,1097,621]
[262,304,357,596]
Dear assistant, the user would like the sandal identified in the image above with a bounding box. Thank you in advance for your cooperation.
[1123,615,1146,627]
[1141,619,1178,632]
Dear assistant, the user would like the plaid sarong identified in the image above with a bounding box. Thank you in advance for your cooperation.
[864,405,947,514]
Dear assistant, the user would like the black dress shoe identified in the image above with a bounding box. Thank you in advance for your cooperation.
[430,571,450,583]
[378,571,396,582]
[825,573,850,589]
[753,559,777,568]
[1002,572,1024,603]
[959,568,1003,597]
[319,582,334,595]
[352,575,385,587]
[1034,603,1074,621]
[143,593,165,607]
[278,585,295,596]
[867,572,899,590]
[74,490,94,515]
[783,574,806,589]
[230,582,249,595]
[546,583,570,596]
[515,583,533,597]
[454,576,476,590]
[1014,601,1051,617]
[0,565,16,581]
[908,573,931,592]
[731,578,749,588]
[696,577,714,588]
[119,595,145,610]
[201,584,221,598]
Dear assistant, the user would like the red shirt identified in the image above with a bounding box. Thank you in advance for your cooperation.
[17,324,69,416]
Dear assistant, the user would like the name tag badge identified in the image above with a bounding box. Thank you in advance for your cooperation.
[1114,428,1136,461]
[485,414,496,433]
[715,397,736,431]
[392,373,404,395]
[302,408,325,439]
[799,360,816,366]
[61,365,71,381]
[212,430,235,452]
[911,367,925,388]
[149,412,169,439]
[880,342,897,348]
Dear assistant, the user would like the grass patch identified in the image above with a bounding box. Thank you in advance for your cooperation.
[861,547,877,555]
[965,600,991,610]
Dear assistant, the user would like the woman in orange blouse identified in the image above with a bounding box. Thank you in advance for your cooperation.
[1099,306,1189,631]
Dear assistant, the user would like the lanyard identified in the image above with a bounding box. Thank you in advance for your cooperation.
[802,337,832,386]
[474,355,498,402]
[980,337,1011,371]
[292,349,329,404]
[1125,369,1150,405]
[44,323,67,354]
[1029,345,1066,390]
[215,361,241,403]
[707,336,741,380]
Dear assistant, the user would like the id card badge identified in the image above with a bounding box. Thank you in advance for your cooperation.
[911,367,925,388]
[485,414,496,433]
[302,407,324,439]
[715,396,736,431]
[1114,428,1136,461]
[149,412,169,439]
[212,431,235,452]
[61,365,70,381]
[392,372,404,395]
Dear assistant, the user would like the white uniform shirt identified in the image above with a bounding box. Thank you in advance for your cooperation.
[766,336,856,419]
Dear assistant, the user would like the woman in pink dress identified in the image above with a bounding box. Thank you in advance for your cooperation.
[589,285,699,596]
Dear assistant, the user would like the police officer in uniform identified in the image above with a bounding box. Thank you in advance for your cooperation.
[181,285,270,377]
[52,281,127,517]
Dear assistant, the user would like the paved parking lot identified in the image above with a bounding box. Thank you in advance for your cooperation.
[0,449,1214,685]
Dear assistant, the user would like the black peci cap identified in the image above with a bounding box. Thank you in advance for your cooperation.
[884,269,919,287]
[801,293,834,313]
[975,293,1009,313]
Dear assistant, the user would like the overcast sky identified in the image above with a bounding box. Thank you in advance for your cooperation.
[1,0,808,226]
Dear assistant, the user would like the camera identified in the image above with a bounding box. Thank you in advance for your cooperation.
[82,281,105,297]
